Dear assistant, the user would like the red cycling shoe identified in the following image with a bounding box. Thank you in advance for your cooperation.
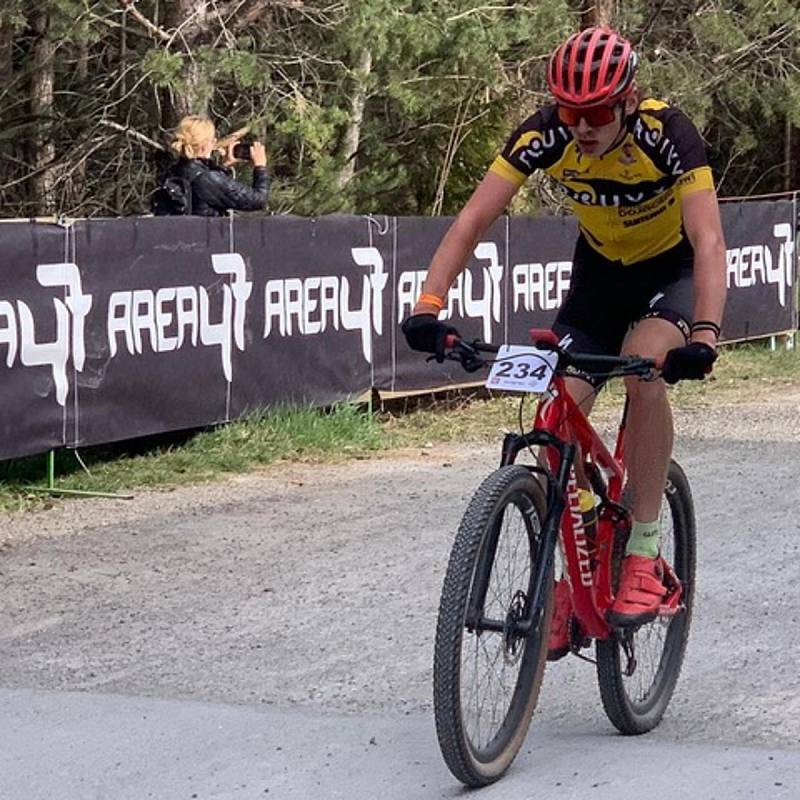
[547,579,572,661]
[606,554,667,628]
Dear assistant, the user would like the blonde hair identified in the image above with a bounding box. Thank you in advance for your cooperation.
[170,115,216,158]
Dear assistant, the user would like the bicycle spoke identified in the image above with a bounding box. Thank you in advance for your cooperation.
[458,495,538,751]
[620,491,681,703]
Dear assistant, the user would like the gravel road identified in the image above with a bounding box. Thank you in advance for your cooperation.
[1,392,799,799]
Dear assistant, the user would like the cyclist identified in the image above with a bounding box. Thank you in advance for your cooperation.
[402,27,726,654]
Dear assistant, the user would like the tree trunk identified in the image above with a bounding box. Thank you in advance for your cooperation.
[784,117,800,193]
[335,48,372,192]
[580,0,616,28]
[163,0,211,121]
[29,9,57,216]
[0,17,12,85]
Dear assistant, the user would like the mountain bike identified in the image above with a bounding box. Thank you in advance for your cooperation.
[431,329,696,787]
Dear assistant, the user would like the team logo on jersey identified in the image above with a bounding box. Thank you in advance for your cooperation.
[562,168,590,179]
[618,143,637,166]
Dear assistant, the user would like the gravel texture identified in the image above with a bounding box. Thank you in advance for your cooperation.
[1,391,799,751]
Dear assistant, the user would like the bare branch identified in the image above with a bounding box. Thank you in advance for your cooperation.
[118,0,171,43]
[97,120,167,151]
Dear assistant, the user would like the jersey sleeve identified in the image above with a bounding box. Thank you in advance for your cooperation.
[489,107,565,187]
[663,109,715,195]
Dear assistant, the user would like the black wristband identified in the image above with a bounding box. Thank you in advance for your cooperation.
[691,320,721,337]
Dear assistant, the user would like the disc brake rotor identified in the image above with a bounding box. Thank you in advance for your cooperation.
[503,589,528,664]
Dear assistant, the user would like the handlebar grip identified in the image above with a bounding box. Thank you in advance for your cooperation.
[444,333,459,349]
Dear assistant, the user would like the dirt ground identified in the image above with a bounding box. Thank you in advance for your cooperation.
[1,390,800,753]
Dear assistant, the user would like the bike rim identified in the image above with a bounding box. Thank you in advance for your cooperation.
[459,490,542,760]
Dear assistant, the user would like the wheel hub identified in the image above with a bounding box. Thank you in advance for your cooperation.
[502,589,528,663]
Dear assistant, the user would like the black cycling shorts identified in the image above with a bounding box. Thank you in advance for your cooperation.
[553,235,693,380]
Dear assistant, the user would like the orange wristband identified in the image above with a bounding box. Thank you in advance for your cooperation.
[418,293,444,311]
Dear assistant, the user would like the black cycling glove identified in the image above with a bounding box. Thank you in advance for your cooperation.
[401,314,460,363]
[661,342,717,384]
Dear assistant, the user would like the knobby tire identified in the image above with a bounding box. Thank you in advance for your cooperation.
[433,465,552,787]
[596,459,696,734]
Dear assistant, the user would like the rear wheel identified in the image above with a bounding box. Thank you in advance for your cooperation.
[596,460,696,734]
[433,465,552,787]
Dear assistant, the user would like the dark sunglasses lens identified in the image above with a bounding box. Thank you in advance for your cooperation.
[557,106,580,125]
[558,104,616,126]
[584,106,616,125]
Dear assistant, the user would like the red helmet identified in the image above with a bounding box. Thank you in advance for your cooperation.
[547,27,638,107]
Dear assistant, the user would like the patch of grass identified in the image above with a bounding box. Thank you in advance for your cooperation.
[1,341,797,512]
[0,404,385,512]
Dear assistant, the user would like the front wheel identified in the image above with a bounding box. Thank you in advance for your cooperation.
[595,459,696,734]
[433,465,552,787]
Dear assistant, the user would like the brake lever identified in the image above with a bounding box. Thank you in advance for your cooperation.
[429,340,487,373]
[461,354,485,373]
[456,339,488,373]
[609,365,659,381]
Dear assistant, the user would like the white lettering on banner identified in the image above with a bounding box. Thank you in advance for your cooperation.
[726,223,794,308]
[0,301,18,366]
[18,299,70,405]
[396,269,426,320]
[263,246,388,362]
[353,247,389,342]
[38,263,93,372]
[395,243,503,341]
[399,243,565,339]
[108,254,252,382]
[512,261,572,312]
[0,263,92,406]
[155,288,178,351]
[397,242,503,341]
[176,287,200,347]
[452,242,503,342]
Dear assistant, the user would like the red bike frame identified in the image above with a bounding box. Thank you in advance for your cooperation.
[529,330,684,641]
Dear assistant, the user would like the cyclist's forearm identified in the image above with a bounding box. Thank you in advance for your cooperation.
[414,218,483,313]
[691,236,727,339]
[411,172,518,315]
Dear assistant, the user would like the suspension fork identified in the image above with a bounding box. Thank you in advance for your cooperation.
[466,430,575,637]
[519,439,575,635]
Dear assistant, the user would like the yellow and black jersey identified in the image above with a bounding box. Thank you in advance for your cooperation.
[489,99,715,265]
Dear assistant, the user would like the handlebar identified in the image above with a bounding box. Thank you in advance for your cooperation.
[442,334,657,380]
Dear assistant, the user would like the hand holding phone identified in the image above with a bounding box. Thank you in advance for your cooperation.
[232,142,251,160]
[249,142,267,167]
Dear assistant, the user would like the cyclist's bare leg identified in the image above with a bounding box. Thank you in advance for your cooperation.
[621,317,685,522]
[564,376,597,417]
[563,376,598,487]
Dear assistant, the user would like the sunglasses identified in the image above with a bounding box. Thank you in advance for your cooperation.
[557,103,619,127]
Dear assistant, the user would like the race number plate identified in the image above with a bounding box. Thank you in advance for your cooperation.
[485,345,557,393]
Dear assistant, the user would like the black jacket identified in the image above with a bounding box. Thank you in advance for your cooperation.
[173,157,270,216]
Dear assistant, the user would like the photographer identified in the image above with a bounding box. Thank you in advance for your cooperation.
[158,115,270,216]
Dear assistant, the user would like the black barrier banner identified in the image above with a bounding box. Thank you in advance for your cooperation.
[0,222,71,460]
[505,214,578,346]
[71,216,234,448]
[720,199,796,340]
[394,199,797,393]
[386,216,508,393]
[0,198,796,461]
[230,215,373,417]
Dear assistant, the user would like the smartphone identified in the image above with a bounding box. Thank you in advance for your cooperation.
[232,142,252,160]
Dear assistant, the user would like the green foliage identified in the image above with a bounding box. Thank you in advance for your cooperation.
[141,48,184,87]
[1,0,798,217]
[620,0,800,195]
